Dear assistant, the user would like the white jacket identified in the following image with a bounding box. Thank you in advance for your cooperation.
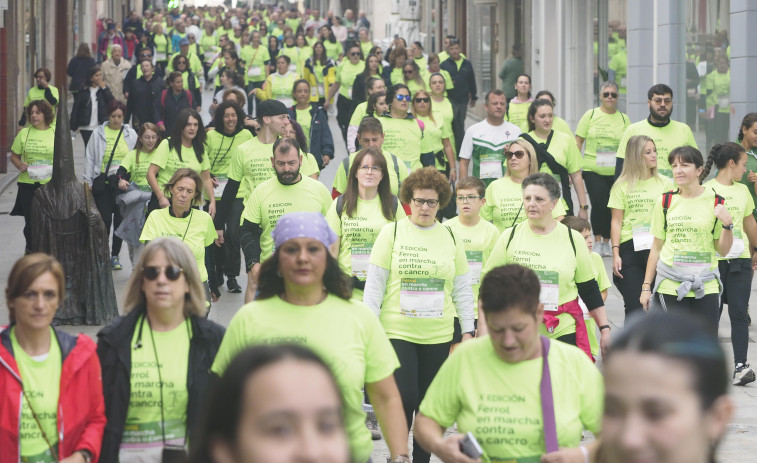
[83,122,137,185]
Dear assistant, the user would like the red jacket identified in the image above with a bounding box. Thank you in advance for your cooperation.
[0,326,106,462]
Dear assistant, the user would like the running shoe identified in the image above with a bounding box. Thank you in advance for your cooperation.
[600,241,613,257]
[365,409,382,440]
[111,256,123,270]
[227,277,242,293]
[733,363,756,386]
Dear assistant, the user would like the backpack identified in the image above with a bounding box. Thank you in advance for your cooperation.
[505,221,576,255]
[661,189,725,234]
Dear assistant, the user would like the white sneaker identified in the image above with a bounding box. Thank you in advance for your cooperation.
[733,363,756,386]
[600,241,613,257]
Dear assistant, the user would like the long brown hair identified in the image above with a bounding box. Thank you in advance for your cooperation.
[257,251,352,300]
[134,123,161,165]
[342,147,396,221]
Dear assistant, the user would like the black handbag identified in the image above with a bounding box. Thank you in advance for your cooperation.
[92,125,123,195]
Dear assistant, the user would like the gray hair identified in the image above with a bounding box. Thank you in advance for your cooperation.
[522,172,561,202]
[599,80,619,94]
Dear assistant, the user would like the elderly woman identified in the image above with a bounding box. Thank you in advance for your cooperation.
[1,254,106,462]
[415,264,602,463]
[212,211,410,463]
[363,167,474,463]
[484,173,611,359]
[97,238,225,462]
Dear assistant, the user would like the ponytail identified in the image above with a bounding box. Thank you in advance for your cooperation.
[700,142,745,182]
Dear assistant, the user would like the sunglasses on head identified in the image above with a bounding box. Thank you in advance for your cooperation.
[414,97,429,103]
[143,265,184,281]
[395,94,411,102]
[603,92,618,99]
[505,149,526,159]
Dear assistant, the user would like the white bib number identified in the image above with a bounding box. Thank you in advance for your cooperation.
[479,156,503,179]
[465,250,483,285]
[247,65,262,77]
[536,270,559,311]
[399,278,445,318]
[155,51,166,61]
[718,95,730,109]
[632,222,653,251]
[595,149,617,168]
[27,163,53,181]
[107,160,122,176]
[350,244,372,279]
[673,250,711,276]
[213,175,228,198]
[718,230,744,259]
[288,63,298,73]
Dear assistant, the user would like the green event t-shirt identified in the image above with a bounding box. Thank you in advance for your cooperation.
[240,176,332,261]
[607,176,673,245]
[650,187,723,297]
[12,327,61,463]
[419,336,603,463]
[705,179,754,260]
[120,317,190,459]
[417,115,444,154]
[205,130,254,199]
[529,130,583,210]
[445,217,500,317]
[332,150,409,196]
[379,115,423,171]
[121,148,159,192]
[738,148,757,219]
[102,126,131,175]
[552,116,574,139]
[140,208,216,282]
[11,126,55,184]
[575,107,630,176]
[150,139,211,189]
[484,222,595,338]
[431,97,456,155]
[349,101,368,129]
[295,108,312,140]
[210,295,400,463]
[506,100,531,133]
[240,45,271,83]
[369,219,470,344]
[323,40,343,61]
[459,119,521,185]
[616,120,698,178]
[336,60,365,99]
[704,70,731,114]
[481,176,567,233]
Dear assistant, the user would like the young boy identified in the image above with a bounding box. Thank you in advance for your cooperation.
[445,177,500,347]
[562,216,611,360]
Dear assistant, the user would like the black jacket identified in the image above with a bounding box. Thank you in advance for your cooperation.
[288,104,334,168]
[161,88,194,134]
[441,57,478,104]
[127,75,165,125]
[96,306,224,462]
[70,86,115,130]
[67,56,97,91]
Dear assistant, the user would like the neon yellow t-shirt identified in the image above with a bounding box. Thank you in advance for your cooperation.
[336,60,365,99]
[419,336,602,463]
[529,130,582,210]
[332,150,409,196]
[12,327,61,463]
[227,136,277,199]
[349,101,368,129]
[120,317,190,460]
[705,179,754,260]
[240,176,332,261]
[484,222,595,338]
[506,101,531,133]
[240,45,271,84]
[417,115,444,154]
[210,295,400,463]
[616,120,698,178]
[650,187,723,297]
[151,139,211,188]
[431,97,456,155]
[140,208,216,282]
[705,70,731,114]
[369,219,470,344]
[575,107,630,176]
[379,115,422,171]
[206,130,254,199]
[11,126,55,184]
[552,116,574,139]
[324,41,343,61]
[445,217,500,317]
[607,176,673,245]
[295,108,312,140]
[102,126,131,175]
[121,148,159,192]
[481,176,567,233]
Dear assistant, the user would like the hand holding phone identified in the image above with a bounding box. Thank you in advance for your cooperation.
[459,432,484,459]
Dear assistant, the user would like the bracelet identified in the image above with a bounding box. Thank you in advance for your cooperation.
[579,446,589,463]
[612,245,619,249]
[641,288,652,292]
[642,282,652,287]
[599,324,611,332]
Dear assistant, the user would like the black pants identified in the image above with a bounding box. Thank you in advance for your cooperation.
[224,197,244,277]
[451,101,468,155]
[94,188,123,257]
[336,95,354,145]
[556,332,577,347]
[719,259,752,364]
[657,292,720,335]
[80,130,94,148]
[247,81,264,117]
[582,171,613,238]
[11,182,42,252]
[390,338,450,463]
[613,240,650,318]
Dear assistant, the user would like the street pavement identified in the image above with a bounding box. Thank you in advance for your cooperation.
[0,92,755,462]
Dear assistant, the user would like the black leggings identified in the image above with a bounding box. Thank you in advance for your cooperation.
[613,240,650,318]
[719,259,752,364]
[336,95,354,145]
[94,189,123,257]
[656,292,720,335]
[582,171,613,238]
[390,338,450,463]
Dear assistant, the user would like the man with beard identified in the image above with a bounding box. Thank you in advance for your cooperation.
[614,83,698,179]
[238,137,332,302]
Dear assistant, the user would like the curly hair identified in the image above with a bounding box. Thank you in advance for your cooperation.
[25,100,54,126]
[400,166,452,208]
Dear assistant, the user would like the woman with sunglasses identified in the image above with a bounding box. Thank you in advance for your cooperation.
[401,60,427,98]
[412,89,456,179]
[507,73,533,132]
[97,238,225,462]
[141,168,218,303]
[324,44,365,144]
[482,139,567,233]
[363,167,475,463]
[171,54,202,112]
[303,41,336,105]
[380,84,423,172]
[576,81,630,256]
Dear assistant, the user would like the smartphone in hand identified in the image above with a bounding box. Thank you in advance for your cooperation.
[459,431,484,459]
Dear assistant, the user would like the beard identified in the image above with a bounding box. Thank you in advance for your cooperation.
[276,169,299,184]
[649,106,672,123]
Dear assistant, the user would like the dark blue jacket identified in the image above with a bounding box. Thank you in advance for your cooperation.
[441,57,478,104]
[288,104,334,169]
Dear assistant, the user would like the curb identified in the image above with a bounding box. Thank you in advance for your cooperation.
[0,171,19,196]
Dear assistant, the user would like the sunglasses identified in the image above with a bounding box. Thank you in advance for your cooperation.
[143,265,184,281]
[350,52,361,56]
[602,92,618,99]
[395,94,411,102]
[505,150,526,159]
[414,97,429,103]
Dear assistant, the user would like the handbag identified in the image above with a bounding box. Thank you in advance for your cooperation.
[92,125,124,195]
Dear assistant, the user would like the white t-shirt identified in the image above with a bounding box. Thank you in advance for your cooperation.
[83,87,100,131]
[459,119,521,180]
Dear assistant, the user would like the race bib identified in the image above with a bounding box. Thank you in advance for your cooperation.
[479,157,503,179]
[155,51,166,61]
[536,270,559,311]
[687,88,697,98]
[347,88,353,99]
[595,148,617,168]
[288,63,297,73]
[350,243,372,278]
[718,230,745,259]
[317,82,325,96]
[107,160,122,176]
[399,278,445,318]
[632,222,653,251]
[247,65,262,77]
[27,163,53,181]
[673,250,711,276]
[204,50,216,60]
[213,175,228,198]
[465,250,483,285]
[718,95,730,109]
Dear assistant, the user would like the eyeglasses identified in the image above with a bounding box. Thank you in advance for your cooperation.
[456,195,481,203]
[505,150,526,159]
[651,97,672,105]
[602,92,618,99]
[350,52,361,56]
[359,165,381,172]
[143,265,184,281]
[395,94,411,102]
[411,198,439,208]
[414,97,429,103]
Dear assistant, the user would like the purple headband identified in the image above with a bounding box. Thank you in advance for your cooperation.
[272,212,337,250]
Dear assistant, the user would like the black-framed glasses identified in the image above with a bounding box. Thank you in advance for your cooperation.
[411,198,439,208]
[414,97,429,103]
[395,94,411,102]
[505,150,526,159]
[602,92,618,99]
[143,265,184,281]
[456,195,481,203]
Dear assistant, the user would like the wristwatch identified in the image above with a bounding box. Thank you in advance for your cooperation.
[580,204,589,210]
[722,223,734,230]
[464,331,475,337]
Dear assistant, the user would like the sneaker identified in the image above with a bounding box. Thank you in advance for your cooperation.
[111,256,123,270]
[227,277,242,293]
[600,241,613,257]
[365,409,382,440]
[733,363,756,386]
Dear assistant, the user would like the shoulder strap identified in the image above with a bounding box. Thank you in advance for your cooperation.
[392,195,399,215]
[336,194,345,218]
[661,189,679,232]
[391,154,401,188]
[566,223,576,256]
[444,224,456,246]
[505,221,522,251]
[712,191,726,234]
[342,156,350,176]
[104,126,124,177]
[540,336,559,453]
